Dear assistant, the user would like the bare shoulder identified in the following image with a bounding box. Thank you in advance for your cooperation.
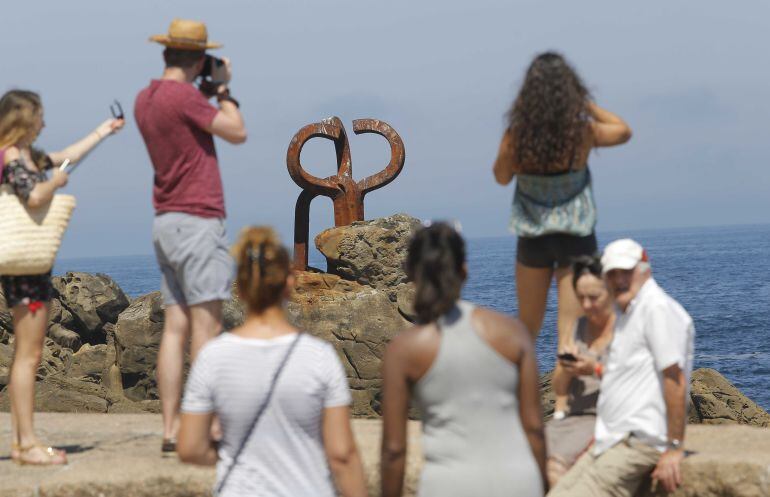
[385,323,441,381]
[3,146,20,163]
[471,306,532,363]
[386,323,435,355]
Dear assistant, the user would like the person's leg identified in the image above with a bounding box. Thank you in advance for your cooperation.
[189,300,222,360]
[548,449,596,496]
[548,440,659,497]
[9,304,66,464]
[554,266,582,351]
[516,262,553,339]
[156,304,191,442]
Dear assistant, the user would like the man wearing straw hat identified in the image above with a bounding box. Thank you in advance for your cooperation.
[135,18,247,456]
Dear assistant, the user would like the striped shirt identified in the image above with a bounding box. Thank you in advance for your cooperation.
[182,332,352,497]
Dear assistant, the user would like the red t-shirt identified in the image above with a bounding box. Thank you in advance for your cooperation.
[134,80,225,218]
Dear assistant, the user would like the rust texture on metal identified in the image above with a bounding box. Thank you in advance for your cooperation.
[287,116,405,270]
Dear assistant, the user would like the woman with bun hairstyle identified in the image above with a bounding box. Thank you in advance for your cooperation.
[0,89,124,465]
[381,223,546,497]
[177,227,368,497]
[492,52,631,346]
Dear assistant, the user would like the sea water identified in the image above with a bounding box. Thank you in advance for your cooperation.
[55,223,770,410]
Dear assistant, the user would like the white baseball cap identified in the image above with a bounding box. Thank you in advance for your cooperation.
[601,238,648,274]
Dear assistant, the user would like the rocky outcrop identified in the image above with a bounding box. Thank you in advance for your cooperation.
[689,368,770,427]
[316,213,420,302]
[114,292,164,402]
[52,272,130,343]
[287,272,409,416]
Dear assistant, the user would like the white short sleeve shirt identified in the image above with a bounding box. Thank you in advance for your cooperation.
[182,332,352,497]
[593,278,695,455]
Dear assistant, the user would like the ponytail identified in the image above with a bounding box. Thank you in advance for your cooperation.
[405,223,466,324]
[231,226,290,313]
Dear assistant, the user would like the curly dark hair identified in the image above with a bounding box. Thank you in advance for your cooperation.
[506,52,591,174]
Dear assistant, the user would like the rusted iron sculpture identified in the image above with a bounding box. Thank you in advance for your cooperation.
[287,116,405,271]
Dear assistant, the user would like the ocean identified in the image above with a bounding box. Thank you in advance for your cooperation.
[54,223,770,410]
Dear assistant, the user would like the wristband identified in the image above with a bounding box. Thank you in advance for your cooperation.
[216,88,240,108]
[594,362,603,378]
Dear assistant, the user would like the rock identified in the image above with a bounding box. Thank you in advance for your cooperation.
[48,323,82,351]
[539,368,769,428]
[0,291,11,335]
[315,214,421,299]
[395,283,417,322]
[223,292,245,330]
[102,323,124,397]
[0,375,109,413]
[114,292,164,400]
[287,271,409,416]
[48,297,76,330]
[70,344,108,380]
[689,368,770,427]
[52,272,130,342]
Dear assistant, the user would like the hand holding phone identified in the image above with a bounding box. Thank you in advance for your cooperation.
[557,352,578,362]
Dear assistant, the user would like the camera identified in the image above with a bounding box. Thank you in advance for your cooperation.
[200,55,225,81]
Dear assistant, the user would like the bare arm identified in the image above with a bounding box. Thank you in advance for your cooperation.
[381,338,410,497]
[206,99,247,144]
[651,364,686,492]
[48,118,125,166]
[517,333,548,493]
[323,406,368,497]
[177,412,218,466]
[492,131,517,185]
[588,102,632,147]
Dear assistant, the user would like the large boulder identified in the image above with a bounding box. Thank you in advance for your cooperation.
[52,272,130,343]
[287,271,409,416]
[69,344,108,381]
[114,292,164,401]
[688,368,770,427]
[315,214,421,300]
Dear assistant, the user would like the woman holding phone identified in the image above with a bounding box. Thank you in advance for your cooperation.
[0,89,123,465]
[546,256,614,486]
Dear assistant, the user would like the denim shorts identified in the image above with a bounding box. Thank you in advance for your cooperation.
[516,232,598,269]
[152,212,234,307]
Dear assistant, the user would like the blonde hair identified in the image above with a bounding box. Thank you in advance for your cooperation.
[231,226,291,313]
[0,90,42,149]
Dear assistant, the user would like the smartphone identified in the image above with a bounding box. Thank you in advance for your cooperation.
[59,158,76,175]
[557,352,578,362]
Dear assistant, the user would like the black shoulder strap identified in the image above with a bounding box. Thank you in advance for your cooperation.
[214,332,303,496]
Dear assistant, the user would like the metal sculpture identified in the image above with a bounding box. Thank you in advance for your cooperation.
[287,116,405,271]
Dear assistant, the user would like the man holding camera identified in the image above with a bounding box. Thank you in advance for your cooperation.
[134,18,246,455]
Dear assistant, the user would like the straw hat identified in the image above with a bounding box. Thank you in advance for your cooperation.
[149,19,222,50]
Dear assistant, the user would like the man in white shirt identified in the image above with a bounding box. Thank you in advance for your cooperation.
[548,239,695,497]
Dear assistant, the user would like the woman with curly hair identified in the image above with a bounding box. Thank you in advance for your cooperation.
[0,89,124,465]
[492,52,631,348]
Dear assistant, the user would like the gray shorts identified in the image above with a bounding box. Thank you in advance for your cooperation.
[152,212,234,307]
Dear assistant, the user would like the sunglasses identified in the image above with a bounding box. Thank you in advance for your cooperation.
[110,99,124,120]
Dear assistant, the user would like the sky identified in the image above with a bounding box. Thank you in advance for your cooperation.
[5,1,770,259]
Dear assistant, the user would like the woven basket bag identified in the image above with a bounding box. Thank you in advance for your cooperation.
[0,184,76,275]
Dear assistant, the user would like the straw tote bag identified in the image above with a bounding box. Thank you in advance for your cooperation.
[0,156,76,275]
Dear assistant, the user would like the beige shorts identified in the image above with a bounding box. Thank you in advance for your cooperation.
[547,436,660,497]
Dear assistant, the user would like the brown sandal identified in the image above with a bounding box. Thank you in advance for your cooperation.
[14,443,67,466]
